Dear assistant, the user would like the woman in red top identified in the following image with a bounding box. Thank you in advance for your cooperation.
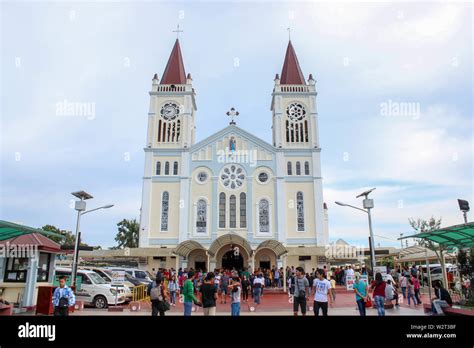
[412,275,422,305]
[370,272,386,316]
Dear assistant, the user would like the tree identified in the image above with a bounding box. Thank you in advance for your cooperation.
[408,217,449,287]
[41,224,89,247]
[113,219,139,249]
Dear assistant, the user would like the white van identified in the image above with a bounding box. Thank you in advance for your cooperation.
[107,267,153,284]
[80,267,133,302]
[55,268,126,309]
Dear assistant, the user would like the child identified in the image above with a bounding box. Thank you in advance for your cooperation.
[330,276,336,301]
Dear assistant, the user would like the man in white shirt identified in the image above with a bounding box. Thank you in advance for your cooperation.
[346,265,355,277]
[312,268,333,316]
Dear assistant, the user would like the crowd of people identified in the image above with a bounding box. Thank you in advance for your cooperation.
[147,267,271,316]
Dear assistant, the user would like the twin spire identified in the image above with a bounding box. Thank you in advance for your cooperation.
[158,38,308,86]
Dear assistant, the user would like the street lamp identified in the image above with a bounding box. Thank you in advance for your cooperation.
[70,191,113,287]
[335,188,377,276]
[457,199,470,224]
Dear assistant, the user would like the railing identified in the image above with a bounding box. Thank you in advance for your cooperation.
[131,284,150,302]
[157,85,186,92]
[279,85,310,93]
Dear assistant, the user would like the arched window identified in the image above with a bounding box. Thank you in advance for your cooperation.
[164,161,170,175]
[296,161,301,175]
[161,191,169,231]
[156,161,161,175]
[173,161,178,175]
[297,191,304,232]
[196,199,207,234]
[304,161,310,175]
[229,195,236,228]
[287,162,292,175]
[240,192,247,228]
[219,193,226,228]
[258,199,270,234]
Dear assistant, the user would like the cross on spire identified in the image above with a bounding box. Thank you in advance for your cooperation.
[173,24,183,39]
[287,27,292,41]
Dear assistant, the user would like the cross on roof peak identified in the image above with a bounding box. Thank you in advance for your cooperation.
[173,24,183,39]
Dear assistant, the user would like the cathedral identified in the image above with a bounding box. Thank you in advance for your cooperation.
[139,37,329,273]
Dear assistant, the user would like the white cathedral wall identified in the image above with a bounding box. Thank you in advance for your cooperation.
[149,181,180,239]
[285,182,317,240]
[189,167,213,238]
[251,172,276,240]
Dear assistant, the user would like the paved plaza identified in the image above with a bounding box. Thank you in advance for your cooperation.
[69,288,427,316]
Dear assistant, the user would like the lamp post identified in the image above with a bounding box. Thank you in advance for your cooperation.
[335,187,377,276]
[457,199,470,224]
[70,191,113,287]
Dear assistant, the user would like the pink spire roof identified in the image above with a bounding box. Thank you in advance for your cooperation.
[280,40,306,85]
[160,39,186,85]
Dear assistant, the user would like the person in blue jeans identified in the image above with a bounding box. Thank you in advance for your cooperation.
[353,274,368,316]
[370,272,386,316]
[229,276,241,316]
[182,271,202,316]
[253,273,264,305]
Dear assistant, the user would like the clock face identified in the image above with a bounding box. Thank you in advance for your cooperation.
[160,102,180,121]
[286,102,306,122]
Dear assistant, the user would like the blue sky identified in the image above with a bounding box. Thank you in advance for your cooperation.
[1,1,472,248]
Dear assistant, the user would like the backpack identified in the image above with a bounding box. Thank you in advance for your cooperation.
[150,282,164,301]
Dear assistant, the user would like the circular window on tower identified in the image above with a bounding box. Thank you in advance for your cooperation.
[257,172,270,184]
[286,102,306,122]
[196,171,209,184]
[220,165,245,190]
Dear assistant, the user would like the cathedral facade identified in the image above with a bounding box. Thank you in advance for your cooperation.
[139,38,329,272]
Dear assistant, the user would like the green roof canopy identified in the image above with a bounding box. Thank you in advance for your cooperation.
[0,220,64,241]
[400,222,474,248]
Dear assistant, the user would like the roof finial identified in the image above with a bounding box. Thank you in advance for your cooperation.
[173,24,183,39]
[287,27,291,41]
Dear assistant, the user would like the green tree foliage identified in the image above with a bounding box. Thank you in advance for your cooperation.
[41,224,89,247]
[113,219,139,249]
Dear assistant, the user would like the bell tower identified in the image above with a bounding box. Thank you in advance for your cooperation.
[146,38,197,150]
[270,40,319,149]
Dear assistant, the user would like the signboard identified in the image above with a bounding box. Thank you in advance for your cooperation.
[374,266,387,276]
[346,275,355,290]
[346,275,369,290]
[110,270,125,286]
[374,266,389,281]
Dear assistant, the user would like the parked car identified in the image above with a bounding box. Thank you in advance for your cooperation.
[421,264,457,285]
[107,267,153,284]
[55,268,126,309]
[80,267,133,301]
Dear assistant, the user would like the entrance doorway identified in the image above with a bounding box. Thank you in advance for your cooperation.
[195,262,206,272]
[259,261,270,270]
[221,250,244,271]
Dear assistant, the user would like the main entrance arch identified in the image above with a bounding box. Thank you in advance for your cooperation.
[209,234,252,271]
[221,250,244,270]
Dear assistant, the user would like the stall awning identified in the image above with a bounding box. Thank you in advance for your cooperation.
[0,220,64,241]
[0,232,61,253]
[399,222,474,248]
